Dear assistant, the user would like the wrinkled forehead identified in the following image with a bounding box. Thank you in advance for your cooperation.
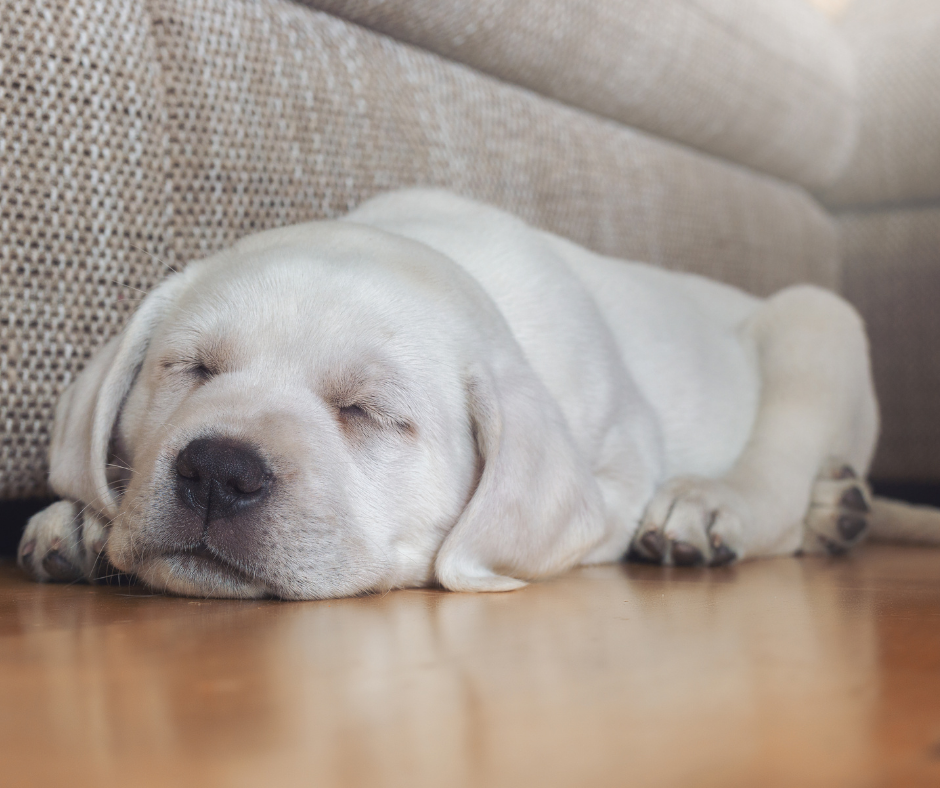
[152,225,469,374]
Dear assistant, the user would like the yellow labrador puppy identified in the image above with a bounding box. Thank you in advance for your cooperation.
[18,190,890,598]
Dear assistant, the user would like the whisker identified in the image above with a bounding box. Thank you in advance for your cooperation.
[108,280,149,296]
[128,242,182,275]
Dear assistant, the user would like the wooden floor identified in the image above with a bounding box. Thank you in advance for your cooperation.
[2,545,940,787]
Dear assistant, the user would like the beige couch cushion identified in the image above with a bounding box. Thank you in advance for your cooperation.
[1,0,839,498]
[306,0,857,191]
[149,0,839,290]
[841,207,940,481]
[821,0,940,207]
[0,0,169,501]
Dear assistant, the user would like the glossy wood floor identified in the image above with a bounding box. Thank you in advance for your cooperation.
[2,545,940,788]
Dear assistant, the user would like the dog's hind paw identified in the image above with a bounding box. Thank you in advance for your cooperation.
[17,501,111,583]
[799,460,871,556]
[628,476,748,567]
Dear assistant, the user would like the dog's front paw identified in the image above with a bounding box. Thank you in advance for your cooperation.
[800,461,871,556]
[629,476,747,567]
[17,501,110,583]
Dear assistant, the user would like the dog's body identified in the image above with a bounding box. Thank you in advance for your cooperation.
[19,190,885,598]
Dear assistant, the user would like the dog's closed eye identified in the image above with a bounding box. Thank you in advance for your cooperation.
[335,398,415,438]
[161,358,218,382]
[338,403,369,423]
[188,362,216,381]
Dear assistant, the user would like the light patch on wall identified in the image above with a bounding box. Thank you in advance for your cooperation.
[804,0,855,19]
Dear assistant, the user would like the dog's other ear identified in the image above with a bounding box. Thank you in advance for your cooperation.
[435,358,606,592]
[48,274,186,518]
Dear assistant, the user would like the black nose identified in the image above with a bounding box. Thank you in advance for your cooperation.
[175,438,271,521]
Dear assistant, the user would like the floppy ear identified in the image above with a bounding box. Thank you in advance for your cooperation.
[435,357,606,592]
[48,274,186,518]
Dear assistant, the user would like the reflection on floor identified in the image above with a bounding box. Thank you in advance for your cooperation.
[2,545,940,787]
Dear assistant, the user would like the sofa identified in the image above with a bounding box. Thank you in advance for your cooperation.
[1,0,938,533]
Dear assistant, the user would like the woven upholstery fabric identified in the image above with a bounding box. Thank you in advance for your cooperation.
[305,0,857,191]
[1,0,839,499]
[841,207,940,480]
[821,0,940,207]
[0,0,170,500]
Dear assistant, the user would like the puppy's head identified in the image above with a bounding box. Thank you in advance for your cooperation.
[49,222,604,598]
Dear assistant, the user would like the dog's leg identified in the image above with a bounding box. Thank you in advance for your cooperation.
[631,285,878,566]
[18,500,114,583]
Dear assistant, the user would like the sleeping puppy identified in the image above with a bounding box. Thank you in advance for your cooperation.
[18,189,881,599]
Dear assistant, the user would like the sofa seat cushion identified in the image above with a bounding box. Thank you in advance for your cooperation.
[821,0,940,208]
[0,0,169,501]
[305,0,857,191]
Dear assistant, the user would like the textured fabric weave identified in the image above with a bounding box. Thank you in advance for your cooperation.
[821,0,940,207]
[305,0,858,191]
[841,206,940,480]
[149,0,839,286]
[1,0,169,500]
[1,0,839,498]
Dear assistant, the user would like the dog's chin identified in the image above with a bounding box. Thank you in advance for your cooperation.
[132,552,272,599]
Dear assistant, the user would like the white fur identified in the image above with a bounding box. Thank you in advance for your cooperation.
[18,190,882,598]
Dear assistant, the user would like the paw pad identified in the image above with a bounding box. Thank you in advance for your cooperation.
[802,461,872,556]
[41,550,82,582]
[709,541,737,566]
[671,541,704,566]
